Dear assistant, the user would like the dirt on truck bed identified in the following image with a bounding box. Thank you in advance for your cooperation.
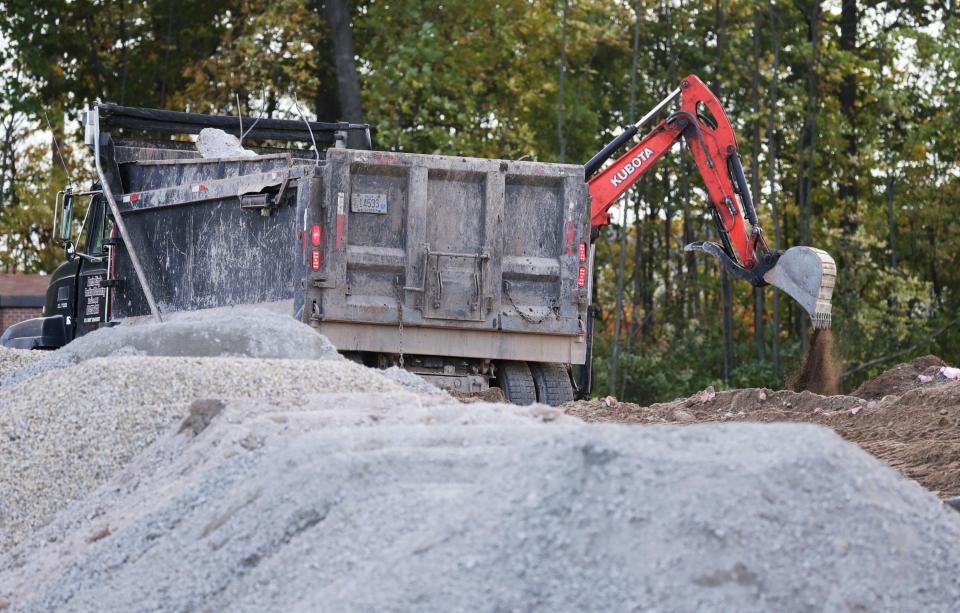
[565,355,960,499]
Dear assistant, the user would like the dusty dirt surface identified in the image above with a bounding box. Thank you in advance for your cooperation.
[565,355,960,498]
[851,354,947,400]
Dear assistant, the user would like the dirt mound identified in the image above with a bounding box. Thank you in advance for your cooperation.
[851,354,947,400]
[566,387,862,425]
[4,400,960,612]
[566,372,960,498]
[791,328,839,395]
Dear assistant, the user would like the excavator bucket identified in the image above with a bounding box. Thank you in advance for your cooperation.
[763,246,836,329]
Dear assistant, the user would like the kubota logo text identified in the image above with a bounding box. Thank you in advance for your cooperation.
[610,147,655,187]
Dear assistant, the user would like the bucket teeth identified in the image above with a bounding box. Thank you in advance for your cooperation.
[762,246,836,329]
[813,254,836,328]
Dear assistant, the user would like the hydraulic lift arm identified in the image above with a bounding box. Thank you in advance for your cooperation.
[584,74,835,327]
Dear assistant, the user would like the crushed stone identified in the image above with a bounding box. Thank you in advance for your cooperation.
[377,366,449,397]
[1,308,340,388]
[2,404,959,612]
[0,356,400,552]
[0,347,43,380]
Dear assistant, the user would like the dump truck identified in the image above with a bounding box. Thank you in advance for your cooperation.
[2,75,836,406]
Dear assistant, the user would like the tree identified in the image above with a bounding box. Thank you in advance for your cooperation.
[323,0,364,125]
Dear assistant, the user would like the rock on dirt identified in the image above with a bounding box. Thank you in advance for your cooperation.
[3,396,960,613]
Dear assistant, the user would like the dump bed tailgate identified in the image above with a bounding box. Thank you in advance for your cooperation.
[304,149,591,363]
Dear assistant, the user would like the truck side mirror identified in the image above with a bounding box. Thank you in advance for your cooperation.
[54,189,74,244]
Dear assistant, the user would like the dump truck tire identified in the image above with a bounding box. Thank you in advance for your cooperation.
[496,361,537,406]
[530,362,574,406]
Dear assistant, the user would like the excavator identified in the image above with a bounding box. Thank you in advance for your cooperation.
[583,74,835,330]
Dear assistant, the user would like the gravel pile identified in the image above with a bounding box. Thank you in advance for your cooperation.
[378,366,448,397]
[1,308,340,388]
[0,310,396,552]
[3,398,960,611]
[0,356,400,552]
[0,347,43,380]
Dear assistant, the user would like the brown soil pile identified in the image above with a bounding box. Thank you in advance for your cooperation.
[851,354,947,400]
[791,328,839,395]
[565,357,960,498]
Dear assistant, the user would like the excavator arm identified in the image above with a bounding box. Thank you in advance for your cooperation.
[584,74,835,328]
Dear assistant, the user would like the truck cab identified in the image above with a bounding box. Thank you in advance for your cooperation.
[1,189,112,349]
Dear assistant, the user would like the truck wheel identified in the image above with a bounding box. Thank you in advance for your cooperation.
[496,361,537,406]
[530,362,574,406]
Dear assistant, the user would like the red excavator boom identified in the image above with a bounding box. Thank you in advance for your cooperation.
[584,74,835,328]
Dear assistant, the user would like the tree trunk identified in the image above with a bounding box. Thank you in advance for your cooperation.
[721,271,733,383]
[715,0,733,379]
[324,0,364,124]
[837,0,858,313]
[610,203,629,396]
[158,0,178,107]
[798,0,821,353]
[839,0,858,209]
[626,2,643,353]
[117,0,130,105]
[556,0,569,162]
[767,0,782,375]
[750,7,765,361]
[611,2,644,397]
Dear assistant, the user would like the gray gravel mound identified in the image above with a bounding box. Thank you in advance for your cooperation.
[378,366,449,396]
[4,408,959,612]
[0,356,401,552]
[1,309,340,388]
[0,347,43,380]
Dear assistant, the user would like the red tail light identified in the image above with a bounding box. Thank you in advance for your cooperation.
[578,242,587,262]
[311,250,321,270]
[577,267,587,288]
[312,224,321,246]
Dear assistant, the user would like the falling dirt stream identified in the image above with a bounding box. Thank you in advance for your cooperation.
[791,328,840,395]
